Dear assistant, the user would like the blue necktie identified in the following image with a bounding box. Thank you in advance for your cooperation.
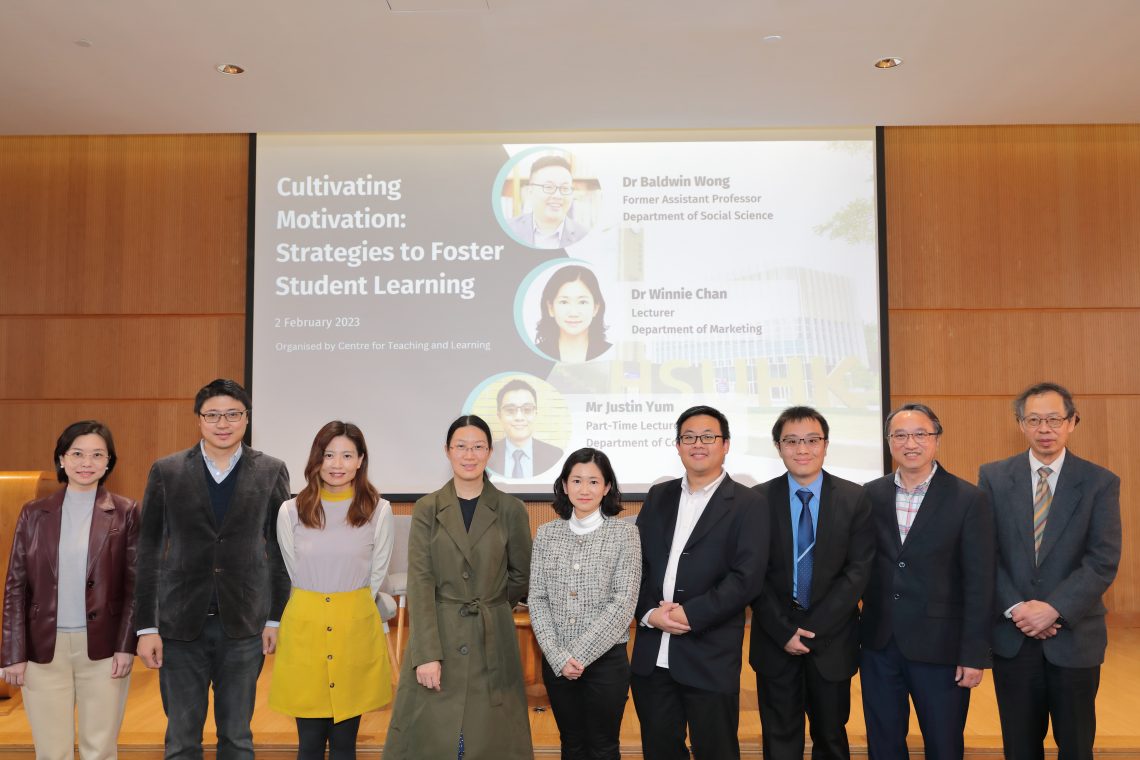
[796,488,814,608]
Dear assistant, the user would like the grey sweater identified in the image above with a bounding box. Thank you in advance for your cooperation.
[528,517,641,675]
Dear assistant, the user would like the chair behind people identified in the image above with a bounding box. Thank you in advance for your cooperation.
[382,514,412,664]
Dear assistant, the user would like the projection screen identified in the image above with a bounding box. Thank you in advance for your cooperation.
[251,130,885,497]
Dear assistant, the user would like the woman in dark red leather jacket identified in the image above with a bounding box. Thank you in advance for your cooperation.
[1,420,139,760]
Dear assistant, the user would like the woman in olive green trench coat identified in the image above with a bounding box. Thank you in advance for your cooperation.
[384,415,534,760]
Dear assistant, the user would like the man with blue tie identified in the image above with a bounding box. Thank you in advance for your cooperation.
[978,382,1121,760]
[750,406,875,760]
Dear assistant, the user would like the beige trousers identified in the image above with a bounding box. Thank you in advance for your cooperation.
[22,631,130,760]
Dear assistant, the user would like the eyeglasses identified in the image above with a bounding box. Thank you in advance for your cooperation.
[450,443,489,454]
[886,431,938,445]
[1019,415,1072,429]
[200,410,248,424]
[63,450,108,464]
[500,404,537,417]
[678,433,724,445]
[530,183,573,197]
[779,436,826,449]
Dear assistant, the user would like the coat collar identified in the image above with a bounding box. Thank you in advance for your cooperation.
[34,486,118,577]
[895,462,951,554]
[434,479,502,565]
[682,473,737,551]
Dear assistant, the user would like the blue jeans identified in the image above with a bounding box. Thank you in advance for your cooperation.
[158,616,265,760]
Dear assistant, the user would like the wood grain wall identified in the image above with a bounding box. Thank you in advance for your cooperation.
[883,124,1140,619]
[0,126,1136,614]
[0,134,249,500]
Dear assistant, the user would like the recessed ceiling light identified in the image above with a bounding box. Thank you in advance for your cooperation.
[216,63,245,75]
[74,39,93,48]
[874,57,902,69]
[763,34,783,43]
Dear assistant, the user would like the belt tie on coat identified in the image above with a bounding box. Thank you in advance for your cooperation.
[440,591,509,706]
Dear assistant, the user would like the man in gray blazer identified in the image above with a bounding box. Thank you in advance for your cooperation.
[978,382,1121,760]
[134,379,291,760]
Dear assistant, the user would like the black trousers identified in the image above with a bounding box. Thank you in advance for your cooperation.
[631,666,740,760]
[542,643,631,760]
[993,638,1100,760]
[756,655,852,760]
[296,715,361,760]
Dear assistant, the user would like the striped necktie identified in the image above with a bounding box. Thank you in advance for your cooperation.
[1033,466,1053,562]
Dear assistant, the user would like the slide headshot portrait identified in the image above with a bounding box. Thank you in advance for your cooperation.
[483,377,566,480]
[533,263,612,364]
[499,151,598,249]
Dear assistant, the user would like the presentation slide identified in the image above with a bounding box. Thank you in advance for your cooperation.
[251,131,884,497]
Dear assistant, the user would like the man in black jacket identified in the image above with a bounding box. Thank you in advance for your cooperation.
[631,405,768,760]
[860,403,995,760]
[134,379,291,760]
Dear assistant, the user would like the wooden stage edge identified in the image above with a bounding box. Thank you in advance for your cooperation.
[0,625,1138,759]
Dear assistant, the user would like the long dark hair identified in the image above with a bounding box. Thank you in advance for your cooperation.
[295,421,380,529]
[552,447,623,519]
[534,265,608,353]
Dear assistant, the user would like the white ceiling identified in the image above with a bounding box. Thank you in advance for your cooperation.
[2,0,1138,136]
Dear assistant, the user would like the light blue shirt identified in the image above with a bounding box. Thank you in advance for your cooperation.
[788,472,822,601]
[200,440,243,483]
[502,438,534,479]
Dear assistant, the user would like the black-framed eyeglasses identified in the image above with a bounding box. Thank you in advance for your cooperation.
[886,431,937,445]
[678,433,724,445]
[530,182,573,196]
[779,436,826,449]
[200,410,248,424]
[1018,414,1072,430]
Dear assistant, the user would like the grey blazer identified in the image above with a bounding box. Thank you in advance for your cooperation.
[133,444,291,640]
[978,450,1121,668]
[506,212,591,248]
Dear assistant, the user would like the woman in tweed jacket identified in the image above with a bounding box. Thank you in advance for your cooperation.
[529,448,641,760]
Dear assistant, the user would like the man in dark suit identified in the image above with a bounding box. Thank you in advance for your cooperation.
[631,405,768,760]
[751,406,874,760]
[487,378,563,478]
[861,403,995,760]
[134,378,291,760]
[978,382,1121,760]
[506,154,591,249]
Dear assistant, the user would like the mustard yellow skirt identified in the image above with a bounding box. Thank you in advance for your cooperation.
[269,587,392,721]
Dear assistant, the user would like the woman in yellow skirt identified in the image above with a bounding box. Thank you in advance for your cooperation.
[270,421,394,759]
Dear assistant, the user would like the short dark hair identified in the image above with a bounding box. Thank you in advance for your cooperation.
[1014,381,1078,420]
[54,420,118,485]
[771,406,830,443]
[884,403,944,437]
[194,378,251,415]
[552,448,623,519]
[497,379,537,410]
[675,405,730,442]
[446,414,493,449]
[528,154,572,180]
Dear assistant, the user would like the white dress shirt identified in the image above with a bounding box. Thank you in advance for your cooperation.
[644,469,728,668]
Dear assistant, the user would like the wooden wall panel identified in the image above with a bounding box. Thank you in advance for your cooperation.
[884,125,1140,310]
[0,401,204,502]
[885,124,1140,616]
[0,316,244,399]
[0,134,248,500]
[889,310,1140,396]
[0,134,248,315]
